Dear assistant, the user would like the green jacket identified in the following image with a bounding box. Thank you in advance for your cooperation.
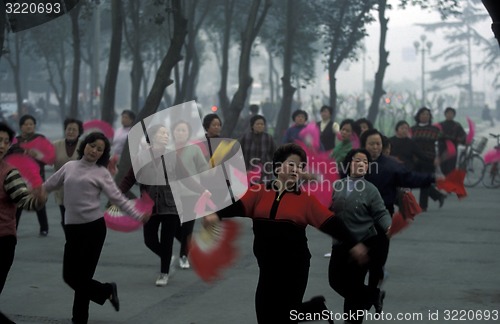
[330,177,392,243]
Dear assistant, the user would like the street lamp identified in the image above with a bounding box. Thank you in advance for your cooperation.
[414,35,433,106]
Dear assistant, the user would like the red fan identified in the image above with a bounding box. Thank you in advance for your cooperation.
[189,219,240,282]
[436,169,467,199]
[4,153,43,188]
[389,211,412,236]
[83,120,115,139]
[399,190,422,221]
[19,137,56,165]
[104,192,154,232]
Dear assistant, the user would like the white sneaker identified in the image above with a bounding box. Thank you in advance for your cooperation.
[179,256,190,269]
[155,273,168,286]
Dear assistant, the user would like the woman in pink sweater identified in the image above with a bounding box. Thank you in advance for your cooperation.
[43,132,150,324]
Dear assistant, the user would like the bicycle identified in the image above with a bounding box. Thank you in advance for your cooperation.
[457,136,487,187]
[482,133,500,188]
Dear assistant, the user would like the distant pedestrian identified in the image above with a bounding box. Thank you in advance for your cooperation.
[354,118,373,136]
[283,110,308,144]
[52,118,84,235]
[389,120,430,171]
[330,119,361,170]
[439,107,466,175]
[482,104,495,127]
[9,114,49,236]
[239,114,277,183]
[317,105,338,151]
[411,107,447,211]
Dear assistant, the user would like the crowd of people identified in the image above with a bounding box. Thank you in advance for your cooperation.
[0,102,469,323]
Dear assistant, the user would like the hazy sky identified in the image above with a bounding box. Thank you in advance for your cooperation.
[332,1,495,106]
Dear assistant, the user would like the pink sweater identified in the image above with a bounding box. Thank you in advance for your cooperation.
[43,159,141,224]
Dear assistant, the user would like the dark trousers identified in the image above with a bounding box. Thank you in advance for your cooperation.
[419,185,442,210]
[329,238,381,324]
[59,205,67,238]
[143,214,180,274]
[255,262,309,323]
[0,235,16,295]
[16,206,49,233]
[64,218,112,324]
[440,157,457,175]
[174,220,195,257]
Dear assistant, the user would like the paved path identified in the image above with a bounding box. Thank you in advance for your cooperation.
[1,182,499,324]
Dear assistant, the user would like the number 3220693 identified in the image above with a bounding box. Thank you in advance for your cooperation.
[6,2,62,14]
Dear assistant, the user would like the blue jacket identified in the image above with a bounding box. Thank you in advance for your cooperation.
[365,154,435,213]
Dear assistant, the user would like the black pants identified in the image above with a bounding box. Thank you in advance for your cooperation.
[174,219,195,257]
[16,206,49,233]
[0,235,16,295]
[59,205,67,238]
[143,214,180,274]
[419,185,443,210]
[329,238,381,324]
[255,262,309,323]
[64,218,112,324]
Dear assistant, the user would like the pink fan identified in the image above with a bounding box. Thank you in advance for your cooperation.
[4,153,43,188]
[83,120,115,139]
[298,122,321,150]
[189,219,240,282]
[484,150,500,164]
[104,192,153,232]
[465,117,475,145]
[445,140,456,158]
[297,141,340,207]
[20,137,56,165]
[351,133,360,149]
[194,191,217,215]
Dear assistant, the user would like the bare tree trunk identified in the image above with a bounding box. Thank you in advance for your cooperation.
[274,0,297,142]
[217,0,235,112]
[222,0,271,137]
[101,0,124,124]
[185,47,199,101]
[69,5,81,119]
[0,0,5,60]
[125,0,144,114]
[114,0,188,184]
[266,46,274,103]
[175,0,211,105]
[367,0,389,123]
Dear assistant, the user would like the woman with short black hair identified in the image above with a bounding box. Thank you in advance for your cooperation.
[204,143,364,323]
[10,114,50,236]
[42,132,150,323]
